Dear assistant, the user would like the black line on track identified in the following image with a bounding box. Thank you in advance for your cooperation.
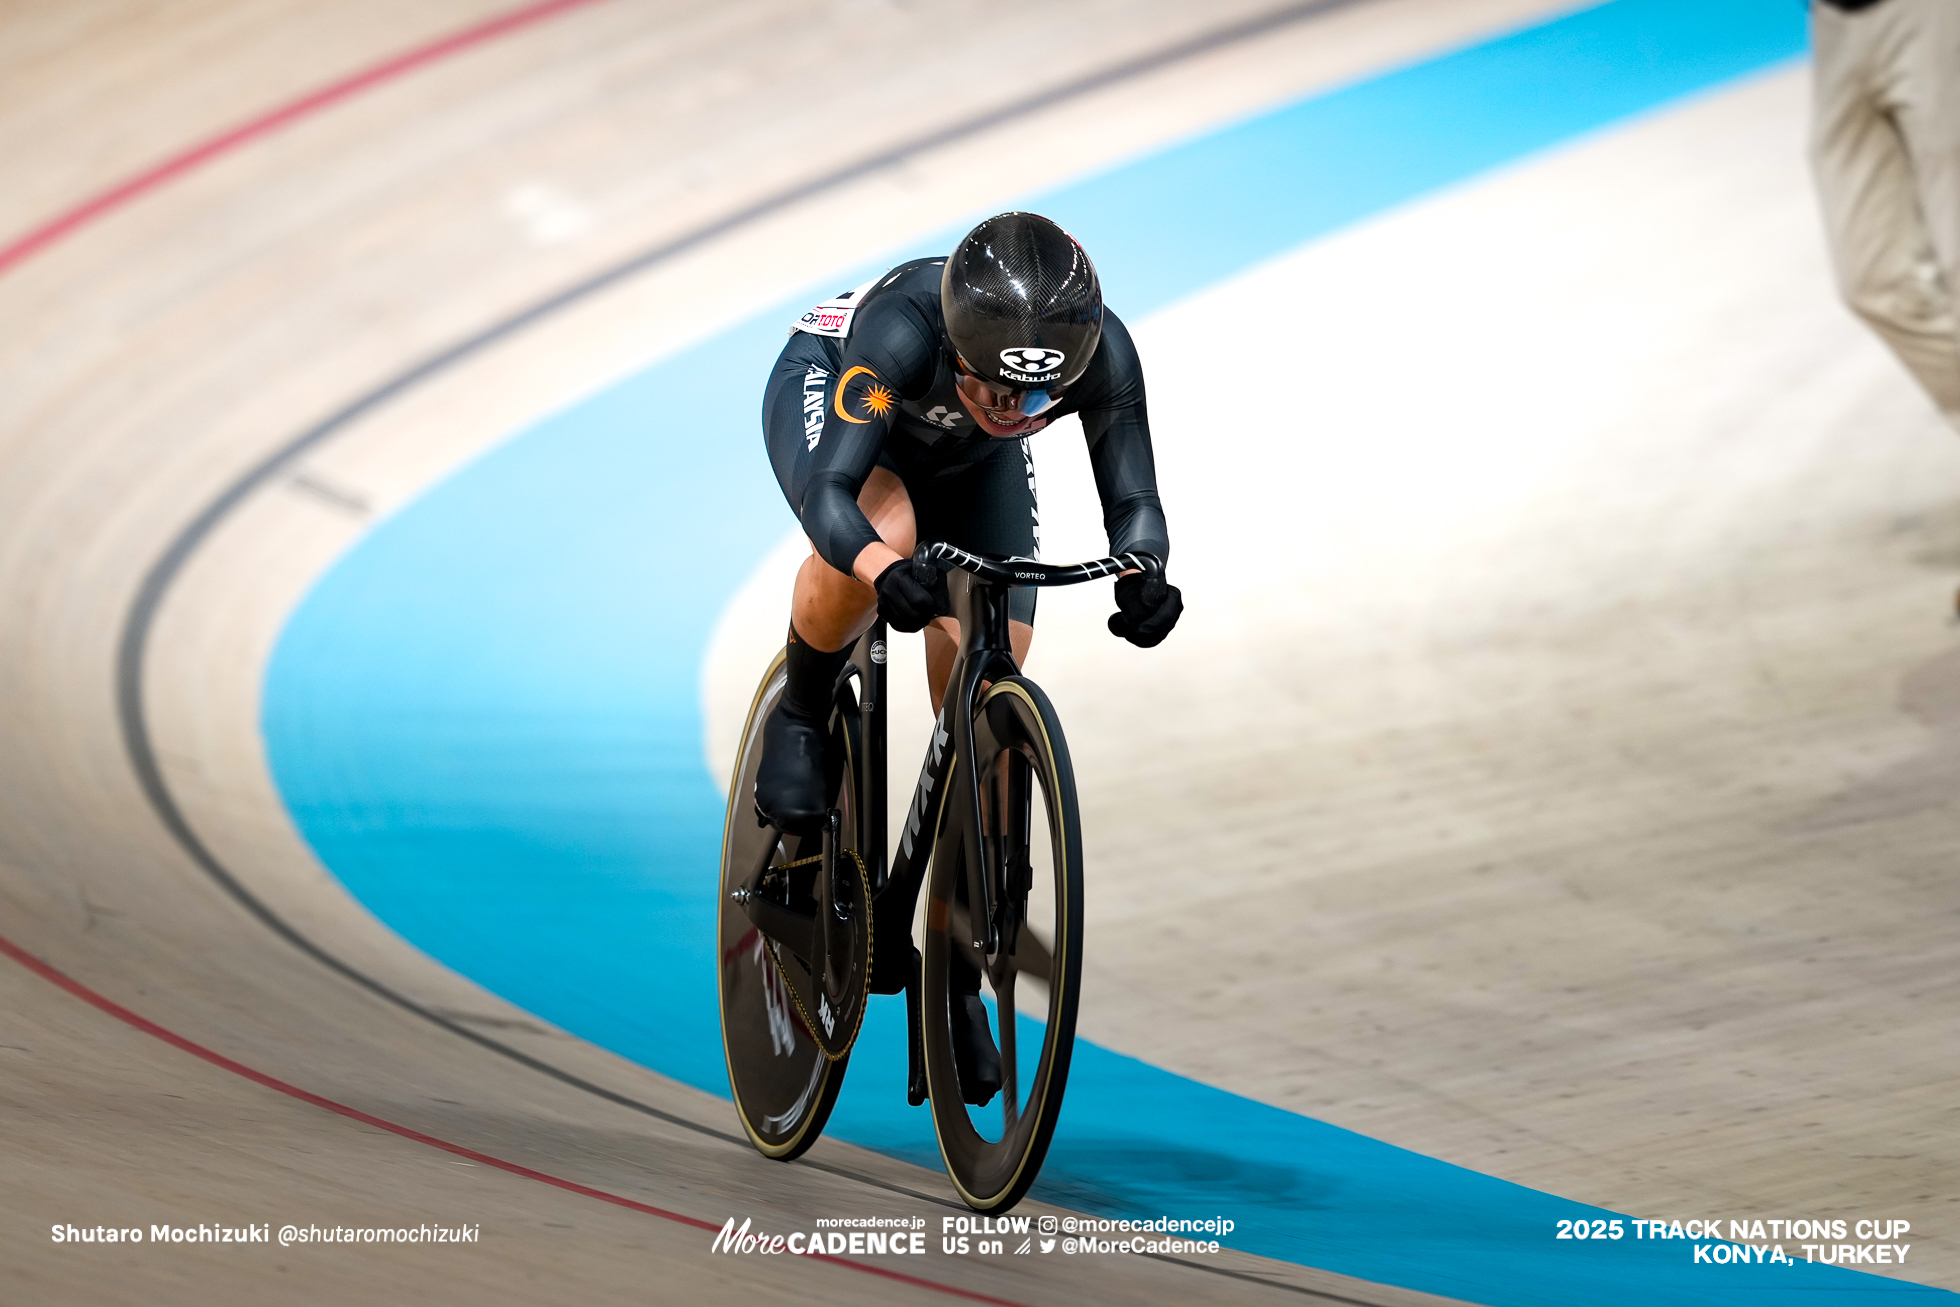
[114,0,1409,1298]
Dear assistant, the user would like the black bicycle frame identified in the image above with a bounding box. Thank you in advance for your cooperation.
[860,568,1010,980]
[858,544,1160,991]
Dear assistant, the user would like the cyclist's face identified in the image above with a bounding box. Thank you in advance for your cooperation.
[956,371,1029,425]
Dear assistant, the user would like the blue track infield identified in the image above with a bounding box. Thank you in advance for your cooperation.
[264,1,1951,1301]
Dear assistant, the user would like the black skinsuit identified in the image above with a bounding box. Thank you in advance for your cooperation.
[762,258,1169,623]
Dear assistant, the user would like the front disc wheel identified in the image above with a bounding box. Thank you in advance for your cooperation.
[922,676,1083,1211]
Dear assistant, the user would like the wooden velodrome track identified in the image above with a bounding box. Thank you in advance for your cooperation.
[2,1,1955,1304]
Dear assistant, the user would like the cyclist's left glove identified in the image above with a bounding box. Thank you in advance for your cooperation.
[1108,571,1182,648]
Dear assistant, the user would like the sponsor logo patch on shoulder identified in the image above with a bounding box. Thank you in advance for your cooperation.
[792,274,881,338]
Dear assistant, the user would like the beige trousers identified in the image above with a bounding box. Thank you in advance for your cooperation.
[1811,0,1960,430]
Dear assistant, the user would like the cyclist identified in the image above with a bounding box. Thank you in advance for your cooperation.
[753,211,1181,1099]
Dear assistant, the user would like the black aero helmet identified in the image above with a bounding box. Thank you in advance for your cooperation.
[941,212,1102,407]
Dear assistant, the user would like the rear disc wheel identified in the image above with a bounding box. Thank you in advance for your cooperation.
[717,653,864,1159]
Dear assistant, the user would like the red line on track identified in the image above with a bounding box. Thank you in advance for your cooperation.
[0,0,606,278]
[0,931,1028,1307]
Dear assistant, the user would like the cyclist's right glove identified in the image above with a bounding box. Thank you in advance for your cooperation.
[1108,571,1182,648]
[875,556,949,632]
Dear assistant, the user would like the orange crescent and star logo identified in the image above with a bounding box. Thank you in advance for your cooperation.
[834,365,895,424]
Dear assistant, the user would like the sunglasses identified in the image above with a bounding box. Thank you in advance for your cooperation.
[955,361,1068,420]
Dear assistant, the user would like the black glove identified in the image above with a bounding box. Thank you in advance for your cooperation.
[875,556,949,632]
[1108,571,1182,647]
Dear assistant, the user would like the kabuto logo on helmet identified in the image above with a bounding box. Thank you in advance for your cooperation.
[999,347,1065,384]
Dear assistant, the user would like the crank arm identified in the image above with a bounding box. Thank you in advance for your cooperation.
[739,826,781,896]
[735,891,816,966]
[905,945,926,1106]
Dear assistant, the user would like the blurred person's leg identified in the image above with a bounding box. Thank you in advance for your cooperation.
[1889,0,1960,401]
[1810,0,1960,430]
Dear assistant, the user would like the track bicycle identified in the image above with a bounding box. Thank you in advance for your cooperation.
[716,542,1158,1211]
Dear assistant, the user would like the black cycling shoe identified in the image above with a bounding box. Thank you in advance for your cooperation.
[950,993,1003,1107]
[753,707,828,835]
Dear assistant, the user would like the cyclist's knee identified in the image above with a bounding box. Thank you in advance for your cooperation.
[794,549,876,651]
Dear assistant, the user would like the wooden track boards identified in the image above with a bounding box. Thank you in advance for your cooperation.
[0,1,1572,1302]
